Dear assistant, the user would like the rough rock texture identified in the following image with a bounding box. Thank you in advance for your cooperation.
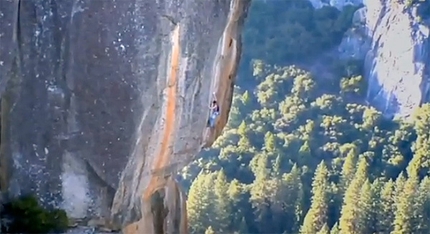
[364,0,430,118]
[313,0,430,118]
[338,7,370,59]
[0,0,250,233]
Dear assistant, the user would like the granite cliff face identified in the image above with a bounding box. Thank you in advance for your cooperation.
[312,0,430,118]
[363,0,430,118]
[0,0,250,233]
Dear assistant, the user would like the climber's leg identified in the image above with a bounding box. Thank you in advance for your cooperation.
[207,115,212,127]
[210,112,219,128]
[207,111,220,128]
[209,115,215,128]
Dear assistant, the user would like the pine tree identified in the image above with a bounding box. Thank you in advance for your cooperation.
[330,223,339,234]
[187,172,215,233]
[407,137,430,178]
[273,155,282,176]
[264,131,276,153]
[392,175,419,234]
[332,148,357,226]
[213,170,231,232]
[327,182,341,228]
[281,164,303,233]
[300,162,330,234]
[340,149,357,192]
[228,179,246,227]
[298,140,312,160]
[316,223,330,234]
[357,179,374,233]
[241,90,250,105]
[237,135,252,153]
[394,173,406,204]
[237,121,247,136]
[374,179,395,233]
[411,104,430,176]
[414,177,430,233]
[205,226,215,234]
[339,157,368,233]
[250,154,275,233]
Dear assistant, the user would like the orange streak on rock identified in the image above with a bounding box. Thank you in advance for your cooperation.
[143,24,180,200]
[122,25,181,234]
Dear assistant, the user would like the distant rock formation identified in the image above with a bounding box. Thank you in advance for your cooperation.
[311,0,430,118]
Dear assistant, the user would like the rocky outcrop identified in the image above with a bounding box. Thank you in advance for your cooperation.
[338,7,370,59]
[0,0,250,233]
[364,0,430,118]
[313,0,430,118]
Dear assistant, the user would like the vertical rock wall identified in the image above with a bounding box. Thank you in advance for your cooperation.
[0,0,250,232]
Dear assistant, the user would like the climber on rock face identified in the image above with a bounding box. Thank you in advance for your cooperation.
[208,92,220,128]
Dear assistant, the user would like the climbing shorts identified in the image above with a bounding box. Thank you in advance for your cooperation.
[208,111,220,127]
[212,111,220,118]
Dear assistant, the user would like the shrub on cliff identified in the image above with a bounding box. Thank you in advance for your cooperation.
[1,195,68,233]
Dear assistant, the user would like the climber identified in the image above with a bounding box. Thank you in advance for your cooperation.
[208,92,220,128]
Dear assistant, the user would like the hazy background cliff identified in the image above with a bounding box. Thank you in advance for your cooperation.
[335,0,430,118]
